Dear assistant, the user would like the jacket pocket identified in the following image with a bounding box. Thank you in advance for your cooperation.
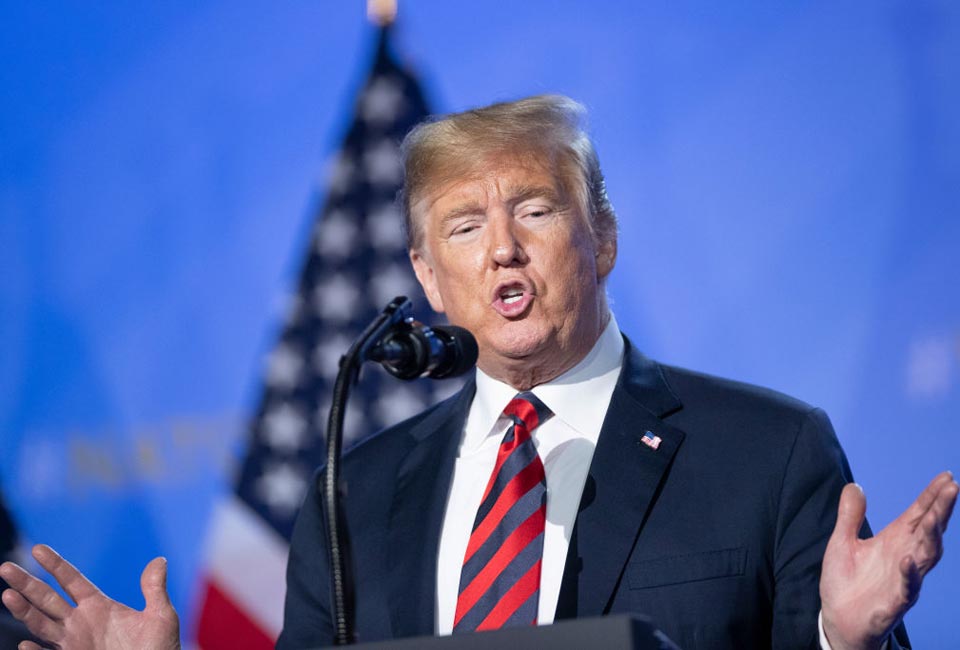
[627,547,747,589]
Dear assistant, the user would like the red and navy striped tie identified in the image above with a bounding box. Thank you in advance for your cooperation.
[453,391,553,632]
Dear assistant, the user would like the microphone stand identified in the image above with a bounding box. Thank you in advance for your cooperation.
[324,296,414,645]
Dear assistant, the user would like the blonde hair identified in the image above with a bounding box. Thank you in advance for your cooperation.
[399,94,617,250]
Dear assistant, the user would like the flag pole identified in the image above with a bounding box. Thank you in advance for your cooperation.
[367,0,397,26]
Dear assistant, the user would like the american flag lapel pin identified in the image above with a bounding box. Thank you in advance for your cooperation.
[641,430,662,450]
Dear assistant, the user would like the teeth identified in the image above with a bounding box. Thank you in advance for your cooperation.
[498,285,526,307]
[499,287,524,305]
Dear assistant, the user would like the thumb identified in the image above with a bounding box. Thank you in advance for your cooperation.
[141,557,173,612]
[832,482,867,545]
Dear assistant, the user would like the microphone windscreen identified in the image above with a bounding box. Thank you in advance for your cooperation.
[431,325,478,378]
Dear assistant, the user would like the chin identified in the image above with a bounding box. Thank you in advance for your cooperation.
[488,326,555,360]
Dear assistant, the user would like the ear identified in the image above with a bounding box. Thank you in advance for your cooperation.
[595,236,617,281]
[410,248,446,313]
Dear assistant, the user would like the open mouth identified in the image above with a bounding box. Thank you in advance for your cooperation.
[492,281,534,317]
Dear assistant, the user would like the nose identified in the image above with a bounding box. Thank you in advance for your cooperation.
[487,211,528,267]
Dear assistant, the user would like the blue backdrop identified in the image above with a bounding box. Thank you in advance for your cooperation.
[1,1,958,645]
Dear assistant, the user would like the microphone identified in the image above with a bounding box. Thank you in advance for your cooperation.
[369,322,478,380]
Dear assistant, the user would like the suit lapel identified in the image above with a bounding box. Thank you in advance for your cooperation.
[386,380,475,638]
[556,338,685,619]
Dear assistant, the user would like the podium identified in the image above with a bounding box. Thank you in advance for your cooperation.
[319,615,680,649]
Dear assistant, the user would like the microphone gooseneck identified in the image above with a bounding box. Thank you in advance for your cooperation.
[323,297,477,645]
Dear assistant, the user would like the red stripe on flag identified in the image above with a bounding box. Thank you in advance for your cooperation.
[196,579,275,650]
[477,559,542,630]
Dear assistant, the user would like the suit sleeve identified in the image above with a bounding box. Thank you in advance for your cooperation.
[276,470,333,649]
[771,408,909,650]
[769,407,850,649]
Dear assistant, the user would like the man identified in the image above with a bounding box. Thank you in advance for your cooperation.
[1,96,956,649]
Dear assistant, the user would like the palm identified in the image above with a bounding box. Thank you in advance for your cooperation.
[821,508,919,646]
[62,590,180,650]
[820,473,957,650]
[1,546,181,650]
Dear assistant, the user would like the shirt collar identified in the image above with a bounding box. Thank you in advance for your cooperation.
[469,314,625,445]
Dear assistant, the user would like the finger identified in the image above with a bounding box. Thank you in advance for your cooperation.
[19,643,45,650]
[920,480,957,535]
[916,477,958,538]
[2,588,64,644]
[912,510,945,574]
[909,480,958,577]
[898,472,955,528]
[831,482,867,545]
[141,557,173,613]
[31,544,100,604]
[0,562,73,620]
[934,478,958,534]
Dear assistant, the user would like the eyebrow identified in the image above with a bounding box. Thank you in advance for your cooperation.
[436,184,568,226]
[438,201,486,227]
[506,184,566,208]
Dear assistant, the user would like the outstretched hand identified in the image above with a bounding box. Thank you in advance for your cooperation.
[0,544,180,650]
[820,471,958,650]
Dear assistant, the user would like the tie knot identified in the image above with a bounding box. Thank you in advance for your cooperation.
[503,391,553,431]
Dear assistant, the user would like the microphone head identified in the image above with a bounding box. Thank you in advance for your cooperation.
[430,325,479,379]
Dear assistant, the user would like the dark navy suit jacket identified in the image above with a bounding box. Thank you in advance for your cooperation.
[277,336,908,649]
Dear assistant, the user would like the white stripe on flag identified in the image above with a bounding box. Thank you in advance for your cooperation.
[204,498,289,637]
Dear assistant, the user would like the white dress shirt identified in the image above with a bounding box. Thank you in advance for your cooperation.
[435,315,624,634]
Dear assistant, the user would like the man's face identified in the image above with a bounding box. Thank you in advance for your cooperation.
[409,154,616,388]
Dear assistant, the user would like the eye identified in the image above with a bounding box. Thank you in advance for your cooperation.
[519,205,554,220]
[448,220,482,238]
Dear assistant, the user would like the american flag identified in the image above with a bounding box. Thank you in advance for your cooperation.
[194,26,452,648]
[641,431,662,450]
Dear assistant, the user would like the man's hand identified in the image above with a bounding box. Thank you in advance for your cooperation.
[0,544,181,650]
[820,471,958,650]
